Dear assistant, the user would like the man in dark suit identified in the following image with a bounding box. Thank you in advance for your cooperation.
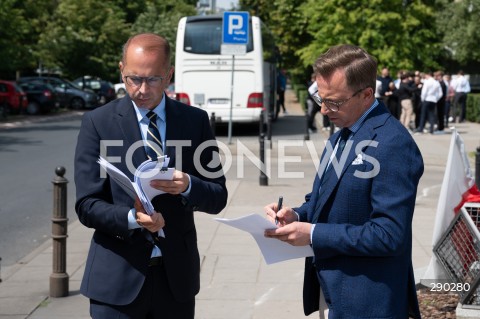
[74,33,227,319]
[264,45,423,318]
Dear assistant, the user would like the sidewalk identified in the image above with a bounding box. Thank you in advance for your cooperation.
[0,90,479,318]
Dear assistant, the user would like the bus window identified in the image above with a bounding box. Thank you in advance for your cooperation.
[184,18,254,55]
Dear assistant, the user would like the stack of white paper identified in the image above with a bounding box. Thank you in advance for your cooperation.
[98,156,175,237]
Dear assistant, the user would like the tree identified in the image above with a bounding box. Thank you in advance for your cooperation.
[436,0,480,67]
[266,0,312,83]
[297,0,442,74]
[37,0,130,81]
[239,0,312,83]
[0,0,29,78]
[131,0,197,67]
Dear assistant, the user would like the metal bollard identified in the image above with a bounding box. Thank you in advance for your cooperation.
[304,112,310,141]
[0,257,2,282]
[50,166,69,297]
[259,110,265,135]
[259,133,268,186]
[210,112,216,137]
[267,111,273,149]
[476,147,480,190]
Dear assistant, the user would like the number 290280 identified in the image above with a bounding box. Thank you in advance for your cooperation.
[430,282,470,292]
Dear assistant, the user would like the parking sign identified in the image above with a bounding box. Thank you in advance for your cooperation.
[222,12,249,45]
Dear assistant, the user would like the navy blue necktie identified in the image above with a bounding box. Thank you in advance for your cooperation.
[320,128,351,186]
[335,128,351,161]
[145,111,163,160]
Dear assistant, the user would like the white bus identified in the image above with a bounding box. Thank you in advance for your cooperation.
[174,15,277,124]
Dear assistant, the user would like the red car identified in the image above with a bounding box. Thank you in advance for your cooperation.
[0,80,28,114]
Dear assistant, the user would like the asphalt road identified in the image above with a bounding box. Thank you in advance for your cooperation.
[0,114,81,270]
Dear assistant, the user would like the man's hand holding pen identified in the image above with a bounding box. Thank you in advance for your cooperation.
[264,200,297,226]
[263,199,312,246]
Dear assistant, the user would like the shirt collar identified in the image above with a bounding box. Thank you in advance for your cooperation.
[347,98,378,134]
[132,92,167,123]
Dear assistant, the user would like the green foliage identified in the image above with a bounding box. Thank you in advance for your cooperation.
[0,0,30,76]
[436,0,480,65]
[131,0,197,66]
[1,0,479,84]
[467,93,480,123]
[37,0,131,81]
[297,0,442,75]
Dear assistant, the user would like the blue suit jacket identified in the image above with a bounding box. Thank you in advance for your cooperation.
[296,102,423,318]
[74,95,227,305]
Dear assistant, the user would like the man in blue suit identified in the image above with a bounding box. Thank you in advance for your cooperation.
[265,45,423,318]
[74,33,227,318]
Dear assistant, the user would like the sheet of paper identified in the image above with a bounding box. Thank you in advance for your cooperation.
[98,157,137,199]
[215,214,313,264]
[134,162,175,202]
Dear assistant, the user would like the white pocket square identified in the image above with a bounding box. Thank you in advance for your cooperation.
[352,154,364,165]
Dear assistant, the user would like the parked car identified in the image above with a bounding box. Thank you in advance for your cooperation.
[114,82,126,98]
[18,81,59,115]
[73,76,116,105]
[0,80,28,114]
[18,76,98,109]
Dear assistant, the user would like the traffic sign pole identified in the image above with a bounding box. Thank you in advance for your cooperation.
[228,55,235,145]
[222,11,249,145]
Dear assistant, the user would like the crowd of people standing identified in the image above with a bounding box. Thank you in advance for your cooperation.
[377,67,471,134]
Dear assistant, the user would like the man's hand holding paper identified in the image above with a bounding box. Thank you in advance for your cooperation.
[150,170,190,195]
[264,202,313,246]
[134,196,165,233]
[215,212,313,264]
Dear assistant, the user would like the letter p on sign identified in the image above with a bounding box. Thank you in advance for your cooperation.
[228,15,242,34]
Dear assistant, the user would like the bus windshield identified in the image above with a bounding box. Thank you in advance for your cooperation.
[184,18,254,54]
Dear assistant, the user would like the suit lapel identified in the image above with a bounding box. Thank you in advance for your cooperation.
[164,97,183,167]
[311,103,389,223]
[115,96,146,169]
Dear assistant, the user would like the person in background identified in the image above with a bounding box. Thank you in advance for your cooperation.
[276,69,288,117]
[384,81,399,119]
[415,71,443,134]
[412,74,423,130]
[306,73,321,133]
[393,72,416,132]
[74,33,228,319]
[377,67,393,103]
[434,70,447,133]
[375,78,382,99]
[264,44,423,319]
[444,73,455,128]
[451,70,471,123]
[393,69,405,89]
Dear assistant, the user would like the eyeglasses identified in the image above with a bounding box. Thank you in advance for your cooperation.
[123,70,170,88]
[311,87,367,112]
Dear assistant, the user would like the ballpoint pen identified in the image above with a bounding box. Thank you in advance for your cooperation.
[275,196,283,225]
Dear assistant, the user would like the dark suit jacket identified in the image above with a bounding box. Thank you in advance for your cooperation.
[295,102,423,318]
[74,95,227,305]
